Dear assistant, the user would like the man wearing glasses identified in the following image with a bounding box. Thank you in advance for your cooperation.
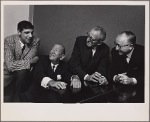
[69,26,109,87]
[111,31,144,85]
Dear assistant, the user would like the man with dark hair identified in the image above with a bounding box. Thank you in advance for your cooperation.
[111,31,144,85]
[69,26,109,87]
[4,20,40,102]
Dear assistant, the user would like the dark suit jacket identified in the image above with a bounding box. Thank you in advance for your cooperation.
[69,36,110,81]
[111,44,144,85]
[32,56,72,87]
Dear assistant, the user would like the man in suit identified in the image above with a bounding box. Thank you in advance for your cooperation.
[4,20,40,102]
[28,44,81,102]
[69,26,109,87]
[111,31,144,85]
[32,44,80,90]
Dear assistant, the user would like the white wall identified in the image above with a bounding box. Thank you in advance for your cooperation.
[4,5,30,38]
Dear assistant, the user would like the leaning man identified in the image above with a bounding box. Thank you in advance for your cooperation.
[4,20,40,102]
[111,31,144,86]
[69,26,109,86]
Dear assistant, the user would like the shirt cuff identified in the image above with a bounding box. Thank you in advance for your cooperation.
[84,74,89,81]
[132,78,137,85]
[41,77,52,88]
[113,75,117,82]
[71,75,79,81]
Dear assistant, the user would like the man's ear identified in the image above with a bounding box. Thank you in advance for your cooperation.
[60,54,65,60]
[18,30,21,35]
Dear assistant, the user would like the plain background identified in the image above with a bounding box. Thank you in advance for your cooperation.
[33,5,145,61]
[4,5,30,38]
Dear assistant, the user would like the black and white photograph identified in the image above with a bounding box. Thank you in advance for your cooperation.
[1,1,149,121]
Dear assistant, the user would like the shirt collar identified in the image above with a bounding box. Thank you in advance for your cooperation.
[19,38,25,48]
[51,62,59,67]
[127,47,134,58]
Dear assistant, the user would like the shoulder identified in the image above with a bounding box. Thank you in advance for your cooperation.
[134,44,144,51]
[98,43,110,53]
[5,34,19,43]
[133,44,144,56]
[59,60,68,68]
[111,47,118,55]
[101,43,110,50]
[76,36,87,43]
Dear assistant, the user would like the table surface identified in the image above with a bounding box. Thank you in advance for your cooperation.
[33,81,144,103]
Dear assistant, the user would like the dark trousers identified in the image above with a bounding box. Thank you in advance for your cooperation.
[4,69,30,102]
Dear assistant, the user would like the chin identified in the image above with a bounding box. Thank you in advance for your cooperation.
[49,57,54,60]
[118,52,123,55]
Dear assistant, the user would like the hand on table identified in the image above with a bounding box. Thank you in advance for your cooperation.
[115,73,136,85]
[70,75,81,88]
[86,72,108,85]
[48,80,67,89]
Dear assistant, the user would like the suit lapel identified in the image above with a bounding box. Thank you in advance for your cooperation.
[21,44,31,59]
[87,45,101,69]
[15,35,22,59]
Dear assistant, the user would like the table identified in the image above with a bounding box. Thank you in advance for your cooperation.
[32,81,144,103]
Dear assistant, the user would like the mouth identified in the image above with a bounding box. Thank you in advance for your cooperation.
[50,53,56,58]
[118,51,123,55]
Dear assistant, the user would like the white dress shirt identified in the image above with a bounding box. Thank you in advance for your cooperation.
[41,63,59,88]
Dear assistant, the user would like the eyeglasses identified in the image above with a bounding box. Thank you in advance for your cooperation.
[114,42,132,49]
[87,34,100,43]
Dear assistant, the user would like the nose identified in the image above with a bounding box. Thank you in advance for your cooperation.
[28,33,32,38]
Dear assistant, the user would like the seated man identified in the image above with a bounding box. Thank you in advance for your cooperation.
[111,31,144,85]
[4,20,40,102]
[69,26,109,86]
[32,44,80,91]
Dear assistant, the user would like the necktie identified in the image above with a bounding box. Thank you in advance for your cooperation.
[126,56,130,63]
[22,45,25,53]
[52,65,55,72]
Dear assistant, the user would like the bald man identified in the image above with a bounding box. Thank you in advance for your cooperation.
[111,31,144,85]
[32,44,80,90]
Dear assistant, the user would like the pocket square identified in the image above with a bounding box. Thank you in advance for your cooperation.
[57,75,62,80]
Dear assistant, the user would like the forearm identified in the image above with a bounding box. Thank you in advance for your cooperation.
[5,59,30,72]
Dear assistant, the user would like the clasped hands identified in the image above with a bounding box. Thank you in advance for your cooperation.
[86,72,108,85]
[114,73,135,85]
[48,80,67,89]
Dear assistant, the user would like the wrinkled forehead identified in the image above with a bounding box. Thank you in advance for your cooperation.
[116,34,130,44]
[89,30,101,38]
[51,44,64,52]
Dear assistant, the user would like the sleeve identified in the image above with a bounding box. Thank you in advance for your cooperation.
[4,37,40,72]
[24,37,40,60]
[61,63,72,85]
[96,46,110,78]
[110,48,120,80]
[69,37,87,81]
